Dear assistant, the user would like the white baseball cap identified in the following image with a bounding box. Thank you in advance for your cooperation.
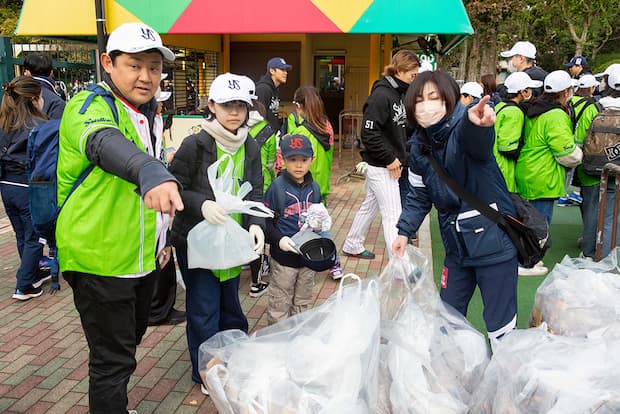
[577,74,600,89]
[543,70,578,93]
[460,82,483,98]
[504,72,543,93]
[161,73,168,80]
[608,67,620,91]
[106,22,175,62]
[239,75,258,101]
[418,61,434,73]
[500,41,537,59]
[155,87,172,102]
[209,73,254,105]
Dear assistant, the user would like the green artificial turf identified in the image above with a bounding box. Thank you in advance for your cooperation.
[429,204,583,333]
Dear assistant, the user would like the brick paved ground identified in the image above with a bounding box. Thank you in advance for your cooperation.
[0,150,432,413]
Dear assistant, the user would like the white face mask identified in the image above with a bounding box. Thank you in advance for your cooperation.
[521,89,532,102]
[508,60,517,73]
[415,100,446,128]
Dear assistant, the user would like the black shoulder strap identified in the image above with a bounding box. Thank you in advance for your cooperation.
[424,151,504,225]
[572,97,597,131]
[252,124,274,147]
[495,101,520,116]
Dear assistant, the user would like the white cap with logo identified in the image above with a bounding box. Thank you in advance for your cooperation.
[460,82,483,99]
[106,22,175,62]
[577,74,600,89]
[209,73,254,105]
[504,72,543,93]
[544,70,578,93]
[500,41,537,59]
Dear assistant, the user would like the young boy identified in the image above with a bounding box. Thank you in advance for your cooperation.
[264,134,322,324]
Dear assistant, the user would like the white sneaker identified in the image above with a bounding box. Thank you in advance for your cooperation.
[200,384,209,395]
[518,265,548,276]
[128,410,138,414]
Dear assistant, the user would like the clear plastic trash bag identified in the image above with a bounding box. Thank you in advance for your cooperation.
[377,246,490,414]
[198,274,382,413]
[533,248,620,336]
[187,155,273,269]
[468,326,620,414]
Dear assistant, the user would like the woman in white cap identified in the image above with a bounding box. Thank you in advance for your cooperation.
[168,73,265,395]
[515,70,583,226]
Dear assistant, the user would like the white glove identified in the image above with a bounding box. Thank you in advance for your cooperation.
[279,236,298,253]
[201,200,227,224]
[248,224,264,254]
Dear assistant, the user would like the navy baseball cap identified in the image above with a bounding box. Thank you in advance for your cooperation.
[281,134,313,158]
[564,55,588,67]
[267,57,292,71]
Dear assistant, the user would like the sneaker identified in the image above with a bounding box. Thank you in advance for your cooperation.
[518,265,548,277]
[568,191,583,204]
[128,411,138,414]
[260,255,271,276]
[557,197,575,207]
[342,249,375,260]
[329,262,344,280]
[33,274,52,289]
[200,384,209,395]
[249,282,269,298]
[12,285,43,300]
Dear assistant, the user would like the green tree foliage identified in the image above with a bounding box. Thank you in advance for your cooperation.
[0,0,21,37]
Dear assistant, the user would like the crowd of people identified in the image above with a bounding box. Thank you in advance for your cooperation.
[1,22,619,413]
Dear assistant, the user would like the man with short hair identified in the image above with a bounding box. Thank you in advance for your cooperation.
[256,56,292,131]
[57,22,183,414]
[564,55,592,79]
[23,52,66,118]
[500,41,548,96]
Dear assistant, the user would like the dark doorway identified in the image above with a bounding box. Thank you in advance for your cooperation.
[315,55,345,133]
[230,42,301,102]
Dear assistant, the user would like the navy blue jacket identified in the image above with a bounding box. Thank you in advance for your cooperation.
[0,118,45,182]
[33,76,65,119]
[264,171,321,268]
[397,103,517,267]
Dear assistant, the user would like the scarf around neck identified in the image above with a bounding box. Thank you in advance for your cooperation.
[201,119,248,153]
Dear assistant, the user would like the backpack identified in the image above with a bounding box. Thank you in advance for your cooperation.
[27,85,119,242]
[582,108,620,176]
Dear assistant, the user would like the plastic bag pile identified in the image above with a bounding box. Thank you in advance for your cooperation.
[468,248,620,414]
[532,248,620,336]
[377,247,490,414]
[197,246,491,413]
[187,155,273,270]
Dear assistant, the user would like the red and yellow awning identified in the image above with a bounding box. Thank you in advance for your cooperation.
[16,0,473,36]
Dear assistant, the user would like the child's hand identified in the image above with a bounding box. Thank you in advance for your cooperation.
[279,236,298,253]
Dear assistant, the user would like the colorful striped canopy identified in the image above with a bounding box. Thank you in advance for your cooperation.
[16,0,473,36]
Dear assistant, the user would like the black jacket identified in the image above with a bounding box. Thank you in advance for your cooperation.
[33,76,66,119]
[169,128,265,247]
[255,74,280,131]
[360,76,410,167]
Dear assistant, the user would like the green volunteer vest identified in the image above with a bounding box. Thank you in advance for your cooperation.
[56,86,157,276]
[493,102,523,193]
[212,145,245,282]
[249,120,277,192]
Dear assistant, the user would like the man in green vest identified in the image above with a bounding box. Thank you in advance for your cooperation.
[57,22,183,414]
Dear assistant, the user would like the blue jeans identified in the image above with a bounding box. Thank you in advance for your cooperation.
[398,170,411,210]
[529,199,555,225]
[581,183,620,259]
[0,181,43,290]
[175,245,248,384]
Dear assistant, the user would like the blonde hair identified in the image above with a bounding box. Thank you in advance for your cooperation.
[383,50,420,77]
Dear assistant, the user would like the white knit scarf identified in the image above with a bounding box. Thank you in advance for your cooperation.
[201,119,248,153]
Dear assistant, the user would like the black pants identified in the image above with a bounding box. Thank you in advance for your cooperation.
[64,270,157,414]
[148,255,177,324]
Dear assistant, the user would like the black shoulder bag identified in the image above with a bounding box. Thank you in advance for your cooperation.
[424,151,551,268]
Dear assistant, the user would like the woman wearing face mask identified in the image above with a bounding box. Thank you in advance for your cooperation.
[393,70,519,346]
[342,50,420,260]
[0,76,48,301]
[515,70,583,225]
[169,73,265,395]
